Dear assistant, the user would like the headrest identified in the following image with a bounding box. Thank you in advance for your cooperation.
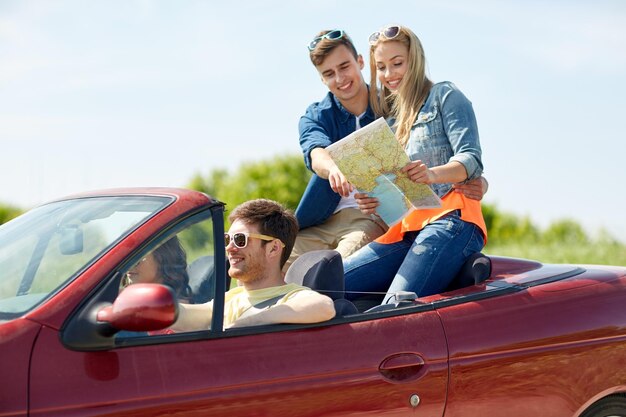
[447,252,492,291]
[284,250,344,300]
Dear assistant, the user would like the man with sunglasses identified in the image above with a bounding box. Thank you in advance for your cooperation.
[172,199,335,330]
[287,29,488,270]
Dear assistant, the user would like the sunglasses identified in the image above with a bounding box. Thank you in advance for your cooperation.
[308,29,345,51]
[224,232,285,249]
[368,25,401,45]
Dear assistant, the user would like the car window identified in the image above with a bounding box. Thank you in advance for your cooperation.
[116,213,216,337]
[0,196,171,317]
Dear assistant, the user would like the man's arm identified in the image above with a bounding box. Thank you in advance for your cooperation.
[228,290,336,328]
[452,176,489,200]
[169,302,214,332]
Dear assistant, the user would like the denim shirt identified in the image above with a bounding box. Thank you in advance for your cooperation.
[403,81,483,198]
[296,91,376,229]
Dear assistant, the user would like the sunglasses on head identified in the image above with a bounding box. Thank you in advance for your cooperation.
[224,232,285,249]
[307,29,345,51]
[368,25,401,45]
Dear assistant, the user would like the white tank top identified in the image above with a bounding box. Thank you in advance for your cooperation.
[333,111,366,214]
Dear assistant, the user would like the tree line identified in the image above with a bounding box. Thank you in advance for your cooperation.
[2,154,623,265]
[188,154,620,245]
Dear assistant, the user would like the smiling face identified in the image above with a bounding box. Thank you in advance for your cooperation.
[316,44,367,105]
[373,40,409,92]
[226,219,270,286]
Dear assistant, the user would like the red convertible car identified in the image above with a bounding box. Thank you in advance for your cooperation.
[0,187,625,417]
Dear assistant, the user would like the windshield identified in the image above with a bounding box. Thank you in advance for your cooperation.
[0,196,171,317]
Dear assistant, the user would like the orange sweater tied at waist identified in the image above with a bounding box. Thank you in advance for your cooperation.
[375,191,488,245]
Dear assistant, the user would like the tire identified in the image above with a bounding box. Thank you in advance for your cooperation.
[580,395,626,417]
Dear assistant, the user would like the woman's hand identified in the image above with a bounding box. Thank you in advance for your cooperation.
[355,192,379,215]
[401,160,435,184]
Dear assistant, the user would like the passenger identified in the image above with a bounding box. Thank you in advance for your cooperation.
[287,28,488,270]
[171,199,335,330]
[344,25,488,304]
[123,236,193,303]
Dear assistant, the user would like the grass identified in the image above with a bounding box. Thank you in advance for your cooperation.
[484,241,626,266]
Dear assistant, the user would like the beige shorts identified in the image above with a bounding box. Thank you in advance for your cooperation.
[283,208,387,272]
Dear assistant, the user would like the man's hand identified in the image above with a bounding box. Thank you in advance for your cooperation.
[328,165,353,197]
[453,176,489,201]
[310,147,353,197]
[355,192,379,215]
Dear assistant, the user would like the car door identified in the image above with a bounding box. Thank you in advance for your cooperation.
[28,307,447,417]
[25,199,449,417]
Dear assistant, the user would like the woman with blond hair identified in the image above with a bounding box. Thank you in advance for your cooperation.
[344,25,488,304]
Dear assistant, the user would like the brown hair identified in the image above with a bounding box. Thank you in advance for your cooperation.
[228,199,298,268]
[309,29,359,66]
[369,26,433,146]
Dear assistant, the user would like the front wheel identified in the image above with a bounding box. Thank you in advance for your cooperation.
[580,395,626,417]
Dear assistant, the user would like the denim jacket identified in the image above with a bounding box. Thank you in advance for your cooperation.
[296,82,482,228]
[296,92,376,229]
[403,81,483,198]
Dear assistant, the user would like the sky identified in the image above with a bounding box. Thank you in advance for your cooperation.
[1,0,625,243]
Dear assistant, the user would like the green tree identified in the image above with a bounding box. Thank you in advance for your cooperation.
[483,203,540,246]
[188,153,311,218]
[0,204,22,225]
[542,219,589,245]
[186,152,626,265]
[188,168,229,197]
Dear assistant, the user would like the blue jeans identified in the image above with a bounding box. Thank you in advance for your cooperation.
[343,211,484,304]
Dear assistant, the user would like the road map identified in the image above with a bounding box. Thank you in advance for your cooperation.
[326,118,441,226]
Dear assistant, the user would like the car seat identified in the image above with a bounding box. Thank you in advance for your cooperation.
[284,250,358,317]
[187,255,216,304]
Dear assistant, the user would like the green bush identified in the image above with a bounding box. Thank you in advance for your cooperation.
[188,154,311,228]
[2,154,622,266]
[0,204,22,225]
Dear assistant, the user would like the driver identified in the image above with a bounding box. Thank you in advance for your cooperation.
[171,199,336,330]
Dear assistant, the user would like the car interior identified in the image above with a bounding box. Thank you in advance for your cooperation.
[284,249,491,316]
[153,244,493,329]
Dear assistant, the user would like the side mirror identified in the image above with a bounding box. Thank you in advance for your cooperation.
[97,284,178,331]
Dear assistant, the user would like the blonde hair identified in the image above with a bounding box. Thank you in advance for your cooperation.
[369,26,432,146]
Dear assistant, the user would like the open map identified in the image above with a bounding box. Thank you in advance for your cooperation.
[326,117,441,227]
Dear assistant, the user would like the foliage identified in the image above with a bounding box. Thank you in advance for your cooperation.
[2,154,623,266]
[188,154,311,216]
[188,153,624,266]
[542,219,589,245]
[482,203,541,245]
[485,241,626,266]
[0,204,22,225]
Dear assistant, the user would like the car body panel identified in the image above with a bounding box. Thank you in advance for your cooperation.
[29,313,448,416]
[0,319,41,417]
[438,266,626,417]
